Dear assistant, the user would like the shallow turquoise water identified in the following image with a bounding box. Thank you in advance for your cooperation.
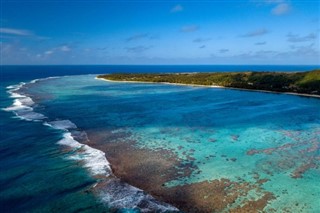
[12,74,319,212]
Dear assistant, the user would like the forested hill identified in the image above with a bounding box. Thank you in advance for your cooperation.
[98,70,320,96]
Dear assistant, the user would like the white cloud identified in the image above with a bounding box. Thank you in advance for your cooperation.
[219,49,229,53]
[272,3,291,15]
[45,50,53,55]
[193,38,211,43]
[126,33,149,42]
[0,27,49,40]
[42,45,71,56]
[279,43,319,57]
[60,45,71,52]
[126,45,152,53]
[240,29,269,37]
[252,0,292,16]
[180,25,199,33]
[287,33,317,42]
[125,33,158,42]
[0,28,33,36]
[171,4,183,13]
[255,41,267,45]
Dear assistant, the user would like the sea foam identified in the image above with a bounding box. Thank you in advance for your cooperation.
[99,179,179,212]
[30,76,60,84]
[56,132,112,176]
[43,118,112,176]
[3,77,180,212]
[4,81,112,178]
[3,83,46,121]
[45,120,78,130]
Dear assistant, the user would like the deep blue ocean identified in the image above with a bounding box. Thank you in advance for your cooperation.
[1,65,319,212]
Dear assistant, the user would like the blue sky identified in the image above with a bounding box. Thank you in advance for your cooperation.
[1,0,319,65]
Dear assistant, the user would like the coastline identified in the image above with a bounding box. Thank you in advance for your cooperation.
[4,74,319,212]
[2,63,319,213]
[96,77,320,99]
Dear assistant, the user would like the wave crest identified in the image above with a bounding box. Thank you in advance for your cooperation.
[56,132,112,176]
[3,82,46,121]
[45,120,77,130]
[3,77,180,212]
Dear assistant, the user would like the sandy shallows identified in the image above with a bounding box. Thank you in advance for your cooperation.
[87,130,275,213]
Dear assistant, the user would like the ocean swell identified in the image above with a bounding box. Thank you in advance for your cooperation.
[43,119,112,176]
[3,77,179,212]
[57,131,113,177]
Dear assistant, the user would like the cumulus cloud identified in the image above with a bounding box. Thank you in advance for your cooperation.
[278,43,319,57]
[97,47,107,51]
[126,33,149,42]
[293,44,318,56]
[219,49,229,53]
[271,3,291,15]
[171,4,183,13]
[193,38,211,43]
[252,0,292,16]
[235,50,277,59]
[0,28,33,36]
[43,45,72,56]
[126,45,152,53]
[60,45,71,52]
[255,41,267,45]
[180,25,199,33]
[240,29,269,37]
[0,27,49,40]
[1,42,42,64]
[125,33,158,42]
[45,50,53,55]
[287,33,317,42]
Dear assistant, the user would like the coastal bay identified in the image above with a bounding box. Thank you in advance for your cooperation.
[2,0,320,211]
[2,67,320,212]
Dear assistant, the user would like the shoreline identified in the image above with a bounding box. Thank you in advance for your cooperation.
[6,75,318,212]
[96,77,320,99]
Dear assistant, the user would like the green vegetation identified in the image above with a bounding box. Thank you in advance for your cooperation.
[98,70,320,96]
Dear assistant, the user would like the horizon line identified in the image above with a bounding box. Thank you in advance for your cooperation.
[1,64,319,66]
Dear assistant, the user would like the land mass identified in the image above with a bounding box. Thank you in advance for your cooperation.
[97,69,320,97]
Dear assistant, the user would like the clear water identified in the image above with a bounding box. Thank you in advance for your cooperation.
[0,80,108,210]
[1,65,319,212]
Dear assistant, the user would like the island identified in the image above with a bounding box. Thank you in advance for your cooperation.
[97,69,320,97]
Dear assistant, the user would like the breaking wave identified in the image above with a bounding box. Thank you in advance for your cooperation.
[3,83,46,121]
[3,77,179,212]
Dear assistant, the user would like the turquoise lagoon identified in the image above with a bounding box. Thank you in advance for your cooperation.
[3,72,320,212]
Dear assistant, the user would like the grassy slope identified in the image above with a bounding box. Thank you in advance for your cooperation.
[98,70,320,95]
